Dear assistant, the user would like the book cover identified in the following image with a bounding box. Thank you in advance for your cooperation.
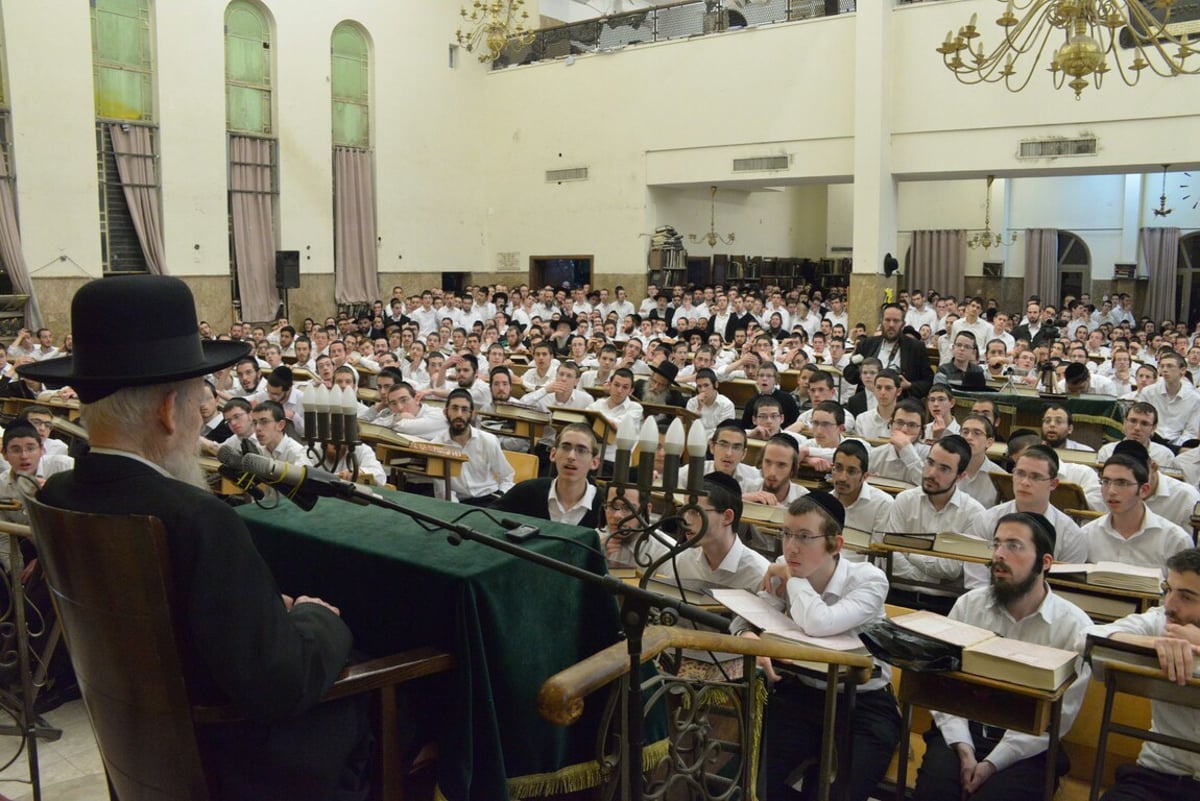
[891,610,996,649]
[933,531,994,560]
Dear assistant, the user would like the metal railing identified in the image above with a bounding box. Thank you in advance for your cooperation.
[492,0,857,69]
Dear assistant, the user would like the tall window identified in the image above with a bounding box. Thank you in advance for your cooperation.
[330,22,377,304]
[92,0,159,274]
[1176,233,1200,329]
[1057,231,1091,304]
[225,0,279,321]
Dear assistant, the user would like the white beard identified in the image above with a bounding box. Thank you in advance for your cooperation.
[161,443,210,491]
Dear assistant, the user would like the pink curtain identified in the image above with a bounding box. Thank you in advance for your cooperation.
[229,135,279,322]
[333,147,377,304]
[1023,228,1058,306]
[109,123,166,275]
[1141,227,1180,325]
[910,230,966,302]
[0,147,42,329]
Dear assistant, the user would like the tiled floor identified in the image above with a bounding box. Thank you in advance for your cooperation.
[0,699,106,801]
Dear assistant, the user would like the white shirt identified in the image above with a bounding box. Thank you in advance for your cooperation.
[547,479,598,527]
[1097,440,1179,472]
[842,482,894,539]
[950,317,995,351]
[521,361,562,391]
[1138,381,1200,445]
[883,486,989,585]
[266,434,312,466]
[905,305,938,334]
[433,427,515,502]
[677,460,763,494]
[933,586,1092,772]
[586,396,644,460]
[855,408,891,440]
[868,440,928,486]
[390,404,448,439]
[686,394,737,439]
[1147,471,1200,524]
[317,442,387,487]
[1080,506,1192,573]
[958,457,1003,509]
[923,417,960,442]
[521,386,592,413]
[411,307,439,337]
[1056,461,1105,512]
[1088,606,1200,779]
[962,500,1090,589]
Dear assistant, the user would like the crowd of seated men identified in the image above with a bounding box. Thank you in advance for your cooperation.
[19,277,1200,801]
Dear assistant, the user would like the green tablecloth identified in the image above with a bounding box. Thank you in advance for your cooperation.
[237,491,623,801]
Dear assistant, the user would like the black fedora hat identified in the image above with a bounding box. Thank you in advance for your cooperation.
[649,360,680,386]
[18,275,250,403]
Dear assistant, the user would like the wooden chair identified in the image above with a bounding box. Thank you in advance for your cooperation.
[23,494,454,801]
[504,449,540,483]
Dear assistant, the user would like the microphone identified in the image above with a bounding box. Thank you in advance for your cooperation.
[240,453,367,510]
[216,444,265,501]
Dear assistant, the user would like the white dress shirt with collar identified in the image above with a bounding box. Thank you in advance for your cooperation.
[1080,506,1192,572]
[962,500,1090,589]
[585,396,644,460]
[390,404,448,439]
[1138,380,1200,445]
[432,426,515,502]
[1146,471,1200,523]
[842,482,894,541]
[686,394,737,438]
[267,434,312,466]
[933,586,1092,772]
[958,458,1003,509]
[883,485,988,585]
[868,441,928,486]
[547,479,597,526]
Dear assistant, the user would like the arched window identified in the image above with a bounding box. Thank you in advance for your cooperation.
[331,22,369,148]
[225,0,279,321]
[1175,233,1200,329]
[331,22,376,305]
[1057,231,1091,303]
[92,0,158,274]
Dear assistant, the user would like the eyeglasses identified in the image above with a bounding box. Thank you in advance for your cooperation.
[556,444,595,457]
[831,464,862,477]
[1161,582,1200,603]
[1012,469,1052,483]
[892,420,922,431]
[992,538,1027,553]
[1099,478,1139,489]
[712,439,745,453]
[960,427,989,438]
[780,530,827,545]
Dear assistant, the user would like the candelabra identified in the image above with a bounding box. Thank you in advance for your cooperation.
[301,384,361,482]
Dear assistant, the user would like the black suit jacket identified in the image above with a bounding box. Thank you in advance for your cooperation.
[40,453,362,801]
[1012,323,1060,348]
[846,389,869,418]
[843,335,935,399]
[492,477,604,530]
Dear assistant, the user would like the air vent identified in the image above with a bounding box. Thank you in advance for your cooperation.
[1018,136,1098,159]
[733,155,790,172]
[830,246,853,253]
[545,167,588,183]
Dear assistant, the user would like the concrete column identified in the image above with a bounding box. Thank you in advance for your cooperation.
[847,2,899,332]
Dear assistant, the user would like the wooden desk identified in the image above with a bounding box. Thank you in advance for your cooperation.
[720,379,759,413]
[358,422,467,499]
[895,669,1074,801]
[1,396,81,422]
[477,403,551,453]
[549,407,616,463]
[1047,577,1159,622]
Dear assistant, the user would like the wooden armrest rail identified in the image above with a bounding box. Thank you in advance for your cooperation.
[193,646,454,724]
[538,625,872,726]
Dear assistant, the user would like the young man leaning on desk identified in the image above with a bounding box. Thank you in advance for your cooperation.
[739,493,900,801]
[1085,548,1200,801]
[913,512,1092,801]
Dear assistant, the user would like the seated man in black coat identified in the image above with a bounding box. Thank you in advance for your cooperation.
[492,422,606,528]
[21,276,371,801]
[843,302,935,400]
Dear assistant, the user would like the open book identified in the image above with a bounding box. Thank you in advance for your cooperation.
[892,610,1076,691]
[1049,562,1162,594]
[708,588,867,652]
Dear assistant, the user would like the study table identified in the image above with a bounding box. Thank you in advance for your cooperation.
[237,491,624,801]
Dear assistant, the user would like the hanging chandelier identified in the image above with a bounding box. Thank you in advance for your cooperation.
[967,175,1018,250]
[455,0,536,64]
[688,186,736,248]
[936,0,1200,100]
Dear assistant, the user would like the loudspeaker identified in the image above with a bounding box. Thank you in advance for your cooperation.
[275,250,300,289]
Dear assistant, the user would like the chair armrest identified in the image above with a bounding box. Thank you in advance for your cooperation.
[194,646,454,724]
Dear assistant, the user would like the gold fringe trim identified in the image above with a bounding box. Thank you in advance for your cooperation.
[505,738,672,799]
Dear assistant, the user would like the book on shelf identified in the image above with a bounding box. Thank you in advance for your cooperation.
[1048,561,1162,594]
[359,423,463,459]
[891,610,1076,691]
[708,589,867,652]
[882,531,935,550]
[841,527,872,552]
[880,531,992,560]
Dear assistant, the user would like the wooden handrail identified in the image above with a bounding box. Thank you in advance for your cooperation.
[539,625,873,726]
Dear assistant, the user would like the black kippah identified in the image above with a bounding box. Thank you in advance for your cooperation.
[805,490,846,531]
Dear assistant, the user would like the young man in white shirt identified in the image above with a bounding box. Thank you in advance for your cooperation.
[492,423,604,527]
[855,368,899,439]
[678,421,764,494]
[1097,401,1179,470]
[432,388,515,505]
[685,368,736,439]
[743,434,809,507]
[913,512,1092,801]
[585,368,643,469]
[957,413,1003,508]
[1138,351,1200,447]
[1081,448,1192,572]
[868,399,930,486]
[250,400,311,465]
[522,342,561,391]
[830,440,893,546]
[1085,548,1200,801]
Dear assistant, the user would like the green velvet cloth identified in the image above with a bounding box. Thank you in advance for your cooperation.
[957,390,1124,436]
[237,491,624,801]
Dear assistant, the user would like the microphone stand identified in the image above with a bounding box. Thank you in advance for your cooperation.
[304,480,727,801]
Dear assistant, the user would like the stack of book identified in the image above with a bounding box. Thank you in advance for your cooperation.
[1048,562,1162,593]
[881,531,993,560]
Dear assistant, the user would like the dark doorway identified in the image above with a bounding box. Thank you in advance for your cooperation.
[442,272,466,294]
[531,256,592,289]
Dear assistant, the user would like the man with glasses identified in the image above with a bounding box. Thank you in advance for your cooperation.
[1137,351,1200,449]
[913,512,1092,801]
[934,331,985,388]
[740,361,800,430]
[924,385,961,442]
[1085,548,1200,800]
[1097,402,1180,470]
[1080,446,1191,572]
[883,435,988,607]
[16,405,69,459]
[216,397,258,455]
[743,493,899,801]
[384,382,448,439]
[868,399,930,486]
[957,413,1003,507]
[493,423,605,527]
[678,421,763,494]
[963,444,1090,589]
[790,371,856,434]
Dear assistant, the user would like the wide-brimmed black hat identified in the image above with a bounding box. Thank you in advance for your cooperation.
[18,275,250,403]
[649,360,680,386]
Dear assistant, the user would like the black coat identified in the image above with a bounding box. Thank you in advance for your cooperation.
[1012,322,1060,349]
[843,335,935,399]
[40,453,364,801]
[492,477,604,529]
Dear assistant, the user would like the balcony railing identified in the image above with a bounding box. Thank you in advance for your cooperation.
[492,0,857,69]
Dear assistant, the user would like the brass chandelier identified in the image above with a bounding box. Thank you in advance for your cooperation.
[936,0,1200,99]
[967,175,1017,250]
[456,0,536,64]
[689,186,736,248]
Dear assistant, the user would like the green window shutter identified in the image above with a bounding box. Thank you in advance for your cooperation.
[331,22,368,147]
[92,0,153,121]
[225,1,272,135]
